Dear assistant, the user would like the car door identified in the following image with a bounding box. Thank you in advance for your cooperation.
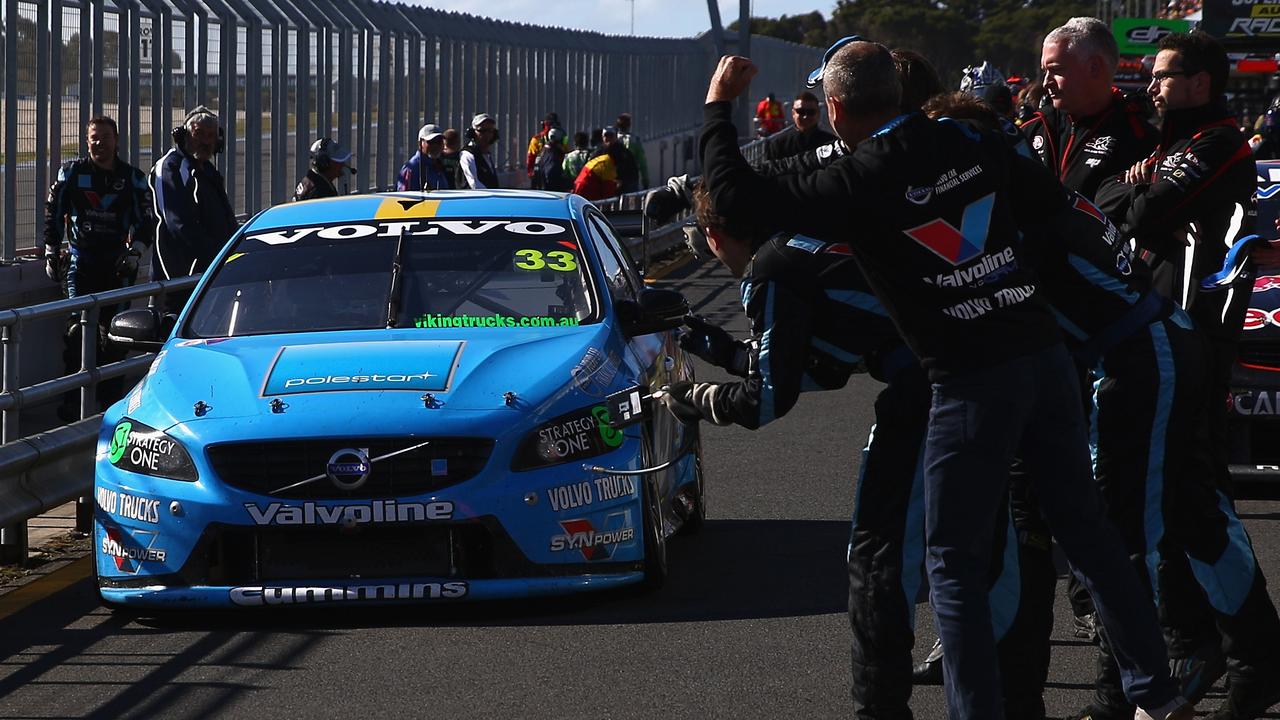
[582,212,682,513]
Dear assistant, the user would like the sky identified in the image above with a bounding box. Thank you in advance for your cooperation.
[408,0,833,39]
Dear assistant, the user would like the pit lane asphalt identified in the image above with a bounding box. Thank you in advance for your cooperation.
[2,258,1279,719]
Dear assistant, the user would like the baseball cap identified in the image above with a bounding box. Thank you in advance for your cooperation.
[310,137,353,166]
[418,123,444,142]
[547,127,566,144]
[471,113,495,130]
[601,126,618,139]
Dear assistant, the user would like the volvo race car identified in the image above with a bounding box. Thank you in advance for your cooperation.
[95,190,704,609]
[1228,159,1280,494]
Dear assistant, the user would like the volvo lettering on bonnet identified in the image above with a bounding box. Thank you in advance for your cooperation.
[243,219,569,246]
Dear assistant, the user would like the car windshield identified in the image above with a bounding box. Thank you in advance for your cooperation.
[184,215,597,337]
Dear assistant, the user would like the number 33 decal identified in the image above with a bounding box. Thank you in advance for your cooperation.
[514,249,577,271]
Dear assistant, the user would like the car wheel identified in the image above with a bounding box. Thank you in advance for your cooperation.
[640,472,668,591]
[677,443,706,536]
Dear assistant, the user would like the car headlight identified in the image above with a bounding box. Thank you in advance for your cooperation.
[511,404,626,471]
[105,418,199,481]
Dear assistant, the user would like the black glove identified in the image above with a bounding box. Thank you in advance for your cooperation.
[116,240,145,280]
[657,381,731,426]
[657,381,703,425]
[678,315,749,376]
[643,174,694,224]
[43,245,61,283]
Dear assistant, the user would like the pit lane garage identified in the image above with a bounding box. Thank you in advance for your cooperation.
[95,190,704,609]
[1228,159,1280,495]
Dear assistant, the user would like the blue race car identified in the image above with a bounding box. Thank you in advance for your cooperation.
[96,190,703,609]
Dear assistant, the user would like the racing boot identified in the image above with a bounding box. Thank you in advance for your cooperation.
[1074,611,1100,643]
[1172,641,1228,704]
[910,638,944,685]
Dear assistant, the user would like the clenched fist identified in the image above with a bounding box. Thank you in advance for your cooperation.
[706,55,759,104]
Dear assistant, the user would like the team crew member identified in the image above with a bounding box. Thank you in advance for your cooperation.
[699,45,1190,720]
[293,137,356,201]
[457,113,500,190]
[44,115,154,419]
[763,91,837,161]
[151,105,236,284]
[1097,32,1278,720]
[661,183,1031,719]
[1017,14,1158,644]
[1022,17,1157,201]
[397,124,453,192]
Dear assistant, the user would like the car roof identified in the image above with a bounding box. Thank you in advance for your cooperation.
[246,190,588,232]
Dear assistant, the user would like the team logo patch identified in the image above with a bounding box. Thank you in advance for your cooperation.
[1032,135,1044,151]
[904,193,995,266]
[905,185,932,205]
[1083,136,1115,155]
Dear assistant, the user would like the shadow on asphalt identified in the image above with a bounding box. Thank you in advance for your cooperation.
[0,518,850,649]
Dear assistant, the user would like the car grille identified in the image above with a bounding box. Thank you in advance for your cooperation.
[206,437,494,499]
[1239,342,1280,370]
[94,518,642,588]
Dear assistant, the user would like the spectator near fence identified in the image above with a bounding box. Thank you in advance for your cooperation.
[457,113,501,190]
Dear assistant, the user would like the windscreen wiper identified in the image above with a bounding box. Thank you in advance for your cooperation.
[385,227,408,328]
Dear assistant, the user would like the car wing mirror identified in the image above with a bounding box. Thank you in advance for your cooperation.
[107,308,166,351]
[616,288,689,337]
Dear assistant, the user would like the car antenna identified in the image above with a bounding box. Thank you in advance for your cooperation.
[385,226,408,328]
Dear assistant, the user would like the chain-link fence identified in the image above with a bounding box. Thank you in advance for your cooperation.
[0,0,821,261]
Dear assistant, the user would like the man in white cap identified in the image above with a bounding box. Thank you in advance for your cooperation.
[397,123,453,191]
[458,113,500,189]
[293,137,357,201]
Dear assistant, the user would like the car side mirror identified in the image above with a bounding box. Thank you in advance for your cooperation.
[616,288,689,337]
[107,309,170,351]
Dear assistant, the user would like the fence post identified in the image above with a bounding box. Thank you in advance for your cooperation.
[0,321,25,563]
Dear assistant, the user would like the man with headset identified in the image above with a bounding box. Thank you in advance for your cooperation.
[457,113,501,189]
[151,105,236,301]
[294,137,356,201]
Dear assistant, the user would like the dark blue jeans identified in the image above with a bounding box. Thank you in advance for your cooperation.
[923,342,1179,719]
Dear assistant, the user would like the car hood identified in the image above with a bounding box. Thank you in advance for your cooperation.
[129,325,624,433]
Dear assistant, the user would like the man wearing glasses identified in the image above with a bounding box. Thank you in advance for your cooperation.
[764,91,836,162]
[1096,31,1280,720]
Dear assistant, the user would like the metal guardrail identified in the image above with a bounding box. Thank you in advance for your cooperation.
[0,274,198,563]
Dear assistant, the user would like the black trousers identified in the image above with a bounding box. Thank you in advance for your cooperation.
[1088,314,1280,704]
[848,366,1028,718]
[61,254,128,412]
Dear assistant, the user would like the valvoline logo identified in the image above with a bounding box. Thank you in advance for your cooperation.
[904,193,995,266]
[1255,275,1280,293]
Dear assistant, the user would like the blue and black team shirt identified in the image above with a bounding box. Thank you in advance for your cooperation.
[695,233,909,430]
[44,156,154,259]
[702,103,1067,382]
[1021,191,1179,363]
